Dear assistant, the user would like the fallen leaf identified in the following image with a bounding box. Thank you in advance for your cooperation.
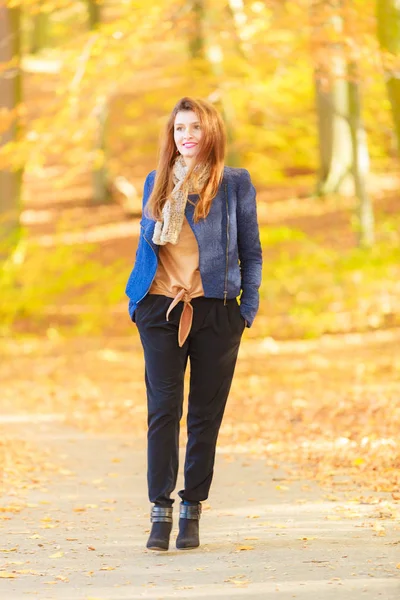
[0,505,22,513]
[49,551,64,559]
[372,523,386,536]
[175,586,193,590]
[224,575,251,586]
[236,545,254,551]
[0,572,17,578]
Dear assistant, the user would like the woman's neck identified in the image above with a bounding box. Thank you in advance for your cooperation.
[182,156,194,168]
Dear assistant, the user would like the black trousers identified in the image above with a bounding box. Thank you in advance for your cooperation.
[135,294,245,507]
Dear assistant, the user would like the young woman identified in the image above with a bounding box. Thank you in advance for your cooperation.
[125,97,262,551]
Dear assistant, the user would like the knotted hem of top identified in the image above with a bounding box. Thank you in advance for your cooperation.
[166,288,195,347]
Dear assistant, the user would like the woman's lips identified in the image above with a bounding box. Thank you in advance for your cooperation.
[183,143,197,148]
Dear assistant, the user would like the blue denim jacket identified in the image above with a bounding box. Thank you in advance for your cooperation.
[125,166,262,327]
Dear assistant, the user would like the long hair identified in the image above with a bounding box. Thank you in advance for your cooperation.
[146,97,226,223]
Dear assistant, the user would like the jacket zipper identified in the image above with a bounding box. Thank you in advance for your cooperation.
[139,191,229,306]
[186,201,205,292]
[224,183,229,306]
[136,227,158,304]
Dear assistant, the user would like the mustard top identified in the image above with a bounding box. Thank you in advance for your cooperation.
[149,217,204,346]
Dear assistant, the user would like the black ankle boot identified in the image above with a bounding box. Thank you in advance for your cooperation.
[176,502,201,550]
[146,506,173,551]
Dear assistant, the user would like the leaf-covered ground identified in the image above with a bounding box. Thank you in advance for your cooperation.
[1,325,399,497]
[0,438,60,497]
[1,420,398,598]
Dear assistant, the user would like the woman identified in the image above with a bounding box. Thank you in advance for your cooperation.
[125,97,262,551]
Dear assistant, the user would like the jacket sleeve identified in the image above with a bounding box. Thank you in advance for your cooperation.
[126,170,156,321]
[236,169,263,327]
[140,170,156,218]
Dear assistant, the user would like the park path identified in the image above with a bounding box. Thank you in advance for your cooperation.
[1,417,399,600]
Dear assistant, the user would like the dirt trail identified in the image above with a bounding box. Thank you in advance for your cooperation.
[0,417,399,599]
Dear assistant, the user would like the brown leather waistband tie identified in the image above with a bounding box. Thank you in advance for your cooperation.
[166,289,194,348]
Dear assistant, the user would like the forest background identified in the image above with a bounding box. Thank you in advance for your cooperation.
[1,0,400,496]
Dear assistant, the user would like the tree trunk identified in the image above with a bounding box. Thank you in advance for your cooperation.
[315,70,353,195]
[188,0,206,60]
[92,98,110,204]
[226,0,247,60]
[341,1,374,246]
[311,0,354,196]
[30,5,49,54]
[376,0,400,155]
[348,60,374,247]
[186,0,239,165]
[205,43,240,166]
[87,0,101,30]
[0,6,22,251]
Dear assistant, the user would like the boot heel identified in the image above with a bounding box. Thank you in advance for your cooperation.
[176,502,201,550]
[146,506,173,551]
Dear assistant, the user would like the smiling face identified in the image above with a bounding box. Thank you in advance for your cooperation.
[174,110,202,166]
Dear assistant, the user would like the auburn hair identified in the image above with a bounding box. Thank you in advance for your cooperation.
[145,97,226,223]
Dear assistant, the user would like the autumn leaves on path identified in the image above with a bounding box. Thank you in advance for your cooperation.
[0,418,399,600]
[1,329,400,597]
